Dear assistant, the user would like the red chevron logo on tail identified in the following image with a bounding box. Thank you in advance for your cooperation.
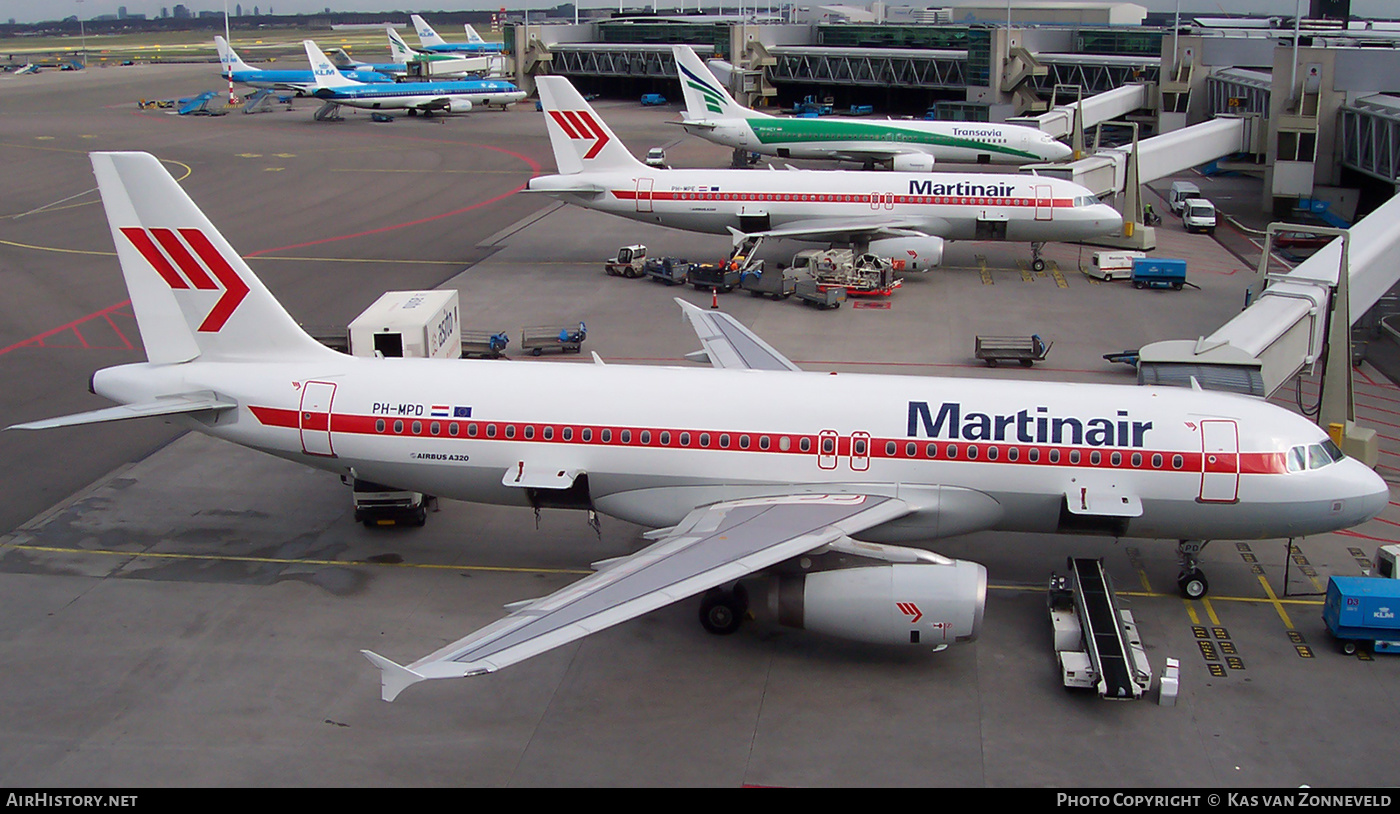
[548,110,611,159]
[120,227,250,332]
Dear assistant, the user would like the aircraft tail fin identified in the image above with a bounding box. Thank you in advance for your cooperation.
[324,48,359,69]
[411,14,449,48]
[536,76,644,175]
[214,36,253,75]
[91,152,334,364]
[387,27,417,62]
[303,40,360,90]
[463,24,487,45]
[673,45,760,120]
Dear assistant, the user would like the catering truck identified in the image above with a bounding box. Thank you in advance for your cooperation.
[343,290,460,526]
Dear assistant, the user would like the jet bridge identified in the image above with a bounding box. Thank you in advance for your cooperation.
[1026,116,1256,200]
[1137,192,1400,404]
[1008,82,1154,143]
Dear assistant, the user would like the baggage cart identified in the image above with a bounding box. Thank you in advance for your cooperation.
[644,257,690,285]
[740,264,796,300]
[460,329,509,358]
[689,262,742,293]
[974,334,1051,367]
[794,278,845,310]
[522,322,586,356]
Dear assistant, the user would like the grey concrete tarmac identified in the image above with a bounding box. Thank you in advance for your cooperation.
[2,64,1398,787]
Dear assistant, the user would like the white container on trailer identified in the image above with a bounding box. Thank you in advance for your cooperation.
[349,290,461,360]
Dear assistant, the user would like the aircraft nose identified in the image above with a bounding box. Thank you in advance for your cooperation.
[1354,463,1390,523]
[1051,141,1074,161]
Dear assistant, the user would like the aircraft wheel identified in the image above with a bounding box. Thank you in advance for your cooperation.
[1178,569,1208,599]
[1032,258,1047,272]
[699,585,748,635]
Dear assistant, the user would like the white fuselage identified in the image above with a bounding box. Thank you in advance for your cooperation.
[91,354,1388,545]
[684,117,1075,166]
[528,167,1121,242]
[315,82,525,111]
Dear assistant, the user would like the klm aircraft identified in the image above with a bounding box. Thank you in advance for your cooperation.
[214,37,391,94]
[411,14,504,54]
[303,40,524,114]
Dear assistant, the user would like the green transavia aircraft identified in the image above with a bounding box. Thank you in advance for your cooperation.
[671,45,1074,171]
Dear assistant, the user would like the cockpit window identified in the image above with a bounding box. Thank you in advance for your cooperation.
[1289,440,1346,472]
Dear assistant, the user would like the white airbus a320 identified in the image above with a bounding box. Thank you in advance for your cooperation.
[11,153,1387,701]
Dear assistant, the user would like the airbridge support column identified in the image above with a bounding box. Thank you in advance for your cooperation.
[1024,117,1249,251]
[1137,193,1400,461]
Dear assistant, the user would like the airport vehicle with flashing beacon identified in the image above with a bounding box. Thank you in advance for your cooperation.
[9,152,1386,701]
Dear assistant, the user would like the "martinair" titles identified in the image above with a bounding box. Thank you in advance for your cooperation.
[908,180,1019,198]
[907,401,1155,448]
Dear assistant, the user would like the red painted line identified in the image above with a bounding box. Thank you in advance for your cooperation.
[103,312,134,351]
[0,301,133,357]
[1338,529,1400,544]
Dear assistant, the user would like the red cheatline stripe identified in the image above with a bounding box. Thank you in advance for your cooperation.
[247,406,1289,475]
[151,228,217,290]
[180,228,250,333]
[119,228,187,290]
[548,110,580,139]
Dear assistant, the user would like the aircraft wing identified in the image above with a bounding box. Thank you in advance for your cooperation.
[675,298,802,371]
[363,493,910,701]
[417,97,452,111]
[739,217,947,244]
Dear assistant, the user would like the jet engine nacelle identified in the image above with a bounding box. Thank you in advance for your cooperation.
[868,236,945,271]
[890,153,935,172]
[442,99,473,114]
[772,559,986,647]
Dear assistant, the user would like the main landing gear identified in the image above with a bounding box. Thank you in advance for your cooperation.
[1177,539,1210,599]
[1031,241,1047,273]
[698,584,749,635]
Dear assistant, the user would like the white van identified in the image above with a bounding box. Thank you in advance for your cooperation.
[1088,251,1146,281]
[1169,181,1201,215]
[1183,199,1217,234]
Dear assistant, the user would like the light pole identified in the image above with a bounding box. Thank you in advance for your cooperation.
[75,0,86,68]
[224,0,237,105]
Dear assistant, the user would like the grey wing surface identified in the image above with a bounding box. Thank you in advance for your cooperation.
[363,493,909,700]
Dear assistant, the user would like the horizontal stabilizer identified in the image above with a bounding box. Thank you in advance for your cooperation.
[8,392,236,430]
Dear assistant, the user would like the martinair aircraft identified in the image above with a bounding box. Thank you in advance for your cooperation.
[302,40,525,114]
[9,152,1389,702]
[215,36,392,94]
[410,14,504,54]
[529,76,1118,271]
[672,45,1074,170]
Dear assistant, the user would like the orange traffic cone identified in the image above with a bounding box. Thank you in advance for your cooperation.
[710,288,719,309]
